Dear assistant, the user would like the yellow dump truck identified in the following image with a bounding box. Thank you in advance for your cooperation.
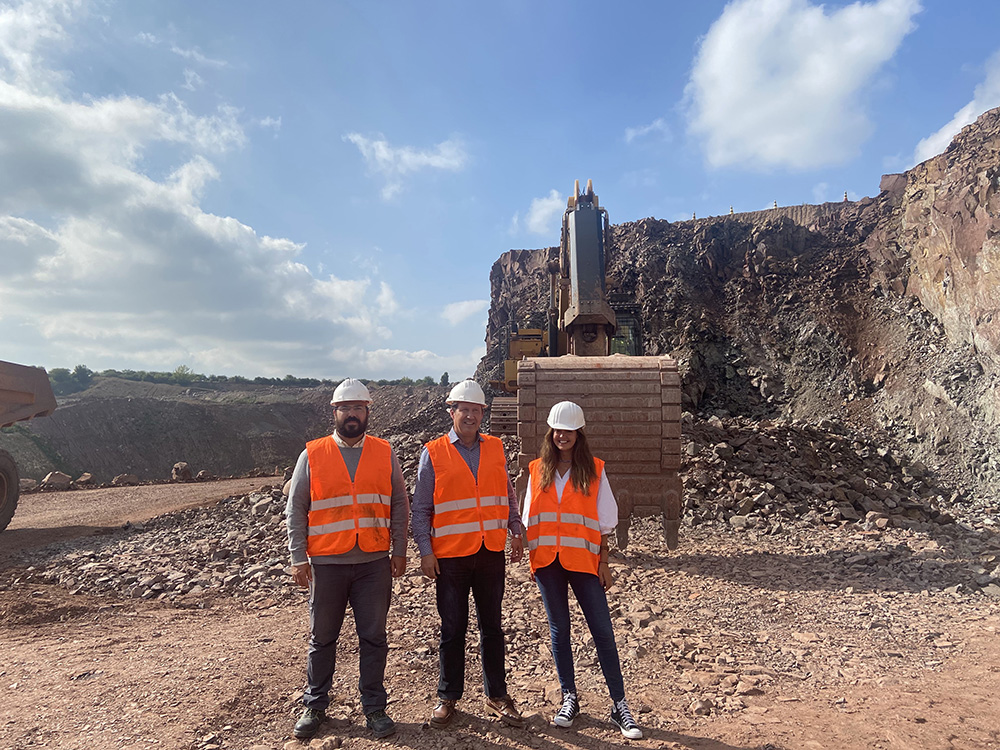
[0,360,58,532]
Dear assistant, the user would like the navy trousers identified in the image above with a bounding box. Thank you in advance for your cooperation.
[435,546,508,700]
[533,558,626,701]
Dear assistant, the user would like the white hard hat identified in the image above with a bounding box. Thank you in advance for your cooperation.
[547,401,585,430]
[447,379,487,406]
[330,378,372,405]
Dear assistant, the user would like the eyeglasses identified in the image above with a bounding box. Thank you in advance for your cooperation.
[334,405,367,415]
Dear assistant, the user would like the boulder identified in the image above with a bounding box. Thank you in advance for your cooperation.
[172,462,193,481]
[42,471,72,490]
[111,473,139,487]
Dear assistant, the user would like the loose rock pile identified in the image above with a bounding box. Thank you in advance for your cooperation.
[12,415,1000,609]
[680,413,966,533]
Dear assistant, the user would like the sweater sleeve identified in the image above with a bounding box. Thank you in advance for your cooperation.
[388,449,410,557]
[284,449,311,565]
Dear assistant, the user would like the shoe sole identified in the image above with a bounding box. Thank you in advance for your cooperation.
[611,720,643,740]
[429,712,455,728]
[552,716,575,728]
[486,707,526,728]
[370,725,396,739]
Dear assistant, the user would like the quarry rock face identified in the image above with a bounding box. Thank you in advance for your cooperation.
[479,107,1000,506]
[893,107,1000,364]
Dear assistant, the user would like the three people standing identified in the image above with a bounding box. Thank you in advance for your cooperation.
[286,378,642,741]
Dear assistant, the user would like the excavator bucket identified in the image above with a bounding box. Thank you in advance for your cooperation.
[514,355,683,550]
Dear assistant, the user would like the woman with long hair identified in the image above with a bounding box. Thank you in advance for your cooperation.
[521,401,642,740]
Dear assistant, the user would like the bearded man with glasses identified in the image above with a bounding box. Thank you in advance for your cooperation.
[285,378,409,740]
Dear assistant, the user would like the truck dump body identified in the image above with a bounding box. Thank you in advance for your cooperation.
[515,354,683,549]
[1,360,57,533]
[0,360,57,428]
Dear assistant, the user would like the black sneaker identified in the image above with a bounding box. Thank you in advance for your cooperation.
[293,707,326,739]
[610,698,642,740]
[365,708,396,738]
[553,690,579,728]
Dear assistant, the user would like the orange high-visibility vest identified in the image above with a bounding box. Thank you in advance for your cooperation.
[426,434,509,558]
[525,457,604,575]
[306,435,393,556]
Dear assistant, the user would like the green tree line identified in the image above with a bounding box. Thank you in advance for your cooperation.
[48,365,452,395]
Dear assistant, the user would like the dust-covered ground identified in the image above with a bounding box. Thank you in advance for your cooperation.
[2,482,999,750]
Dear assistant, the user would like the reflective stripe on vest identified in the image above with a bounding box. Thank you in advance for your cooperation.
[306,435,393,556]
[427,434,509,558]
[525,457,604,575]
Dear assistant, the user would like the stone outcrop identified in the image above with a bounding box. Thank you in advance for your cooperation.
[478,106,1000,506]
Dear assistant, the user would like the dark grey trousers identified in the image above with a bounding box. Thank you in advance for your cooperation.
[303,557,391,713]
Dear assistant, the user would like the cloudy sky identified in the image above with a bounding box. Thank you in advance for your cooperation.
[1,0,998,381]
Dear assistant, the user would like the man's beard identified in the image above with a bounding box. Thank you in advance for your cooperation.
[336,414,368,439]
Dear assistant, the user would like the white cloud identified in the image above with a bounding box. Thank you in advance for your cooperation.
[258,115,281,135]
[687,0,920,169]
[0,0,441,381]
[625,117,671,144]
[525,189,564,235]
[344,132,468,199]
[182,68,203,91]
[913,50,1000,164]
[441,300,488,326]
[0,0,76,92]
[169,44,227,68]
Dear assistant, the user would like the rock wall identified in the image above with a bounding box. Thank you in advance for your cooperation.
[479,107,1000,501]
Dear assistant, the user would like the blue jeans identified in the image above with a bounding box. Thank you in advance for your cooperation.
[435,546,508,700]
[533,558,625,701]
[303,557,391,713]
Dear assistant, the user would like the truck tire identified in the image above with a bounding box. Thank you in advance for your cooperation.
[0,449,19,533]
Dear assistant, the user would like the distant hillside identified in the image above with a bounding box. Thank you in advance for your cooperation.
[1,378,452,483]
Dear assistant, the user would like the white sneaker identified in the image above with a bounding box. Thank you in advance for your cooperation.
[553,690,579,728]
[610,697,642,739]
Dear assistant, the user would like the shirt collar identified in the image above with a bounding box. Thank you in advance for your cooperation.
[333,431,366,449]
[448,427,482,445]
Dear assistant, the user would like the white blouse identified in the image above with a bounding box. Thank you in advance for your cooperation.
[521,465,619,535]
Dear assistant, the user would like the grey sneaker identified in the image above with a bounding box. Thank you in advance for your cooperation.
[365,708,396,738]
[553,690,579,728]
[293,707,326,739]
[610,698,642,739]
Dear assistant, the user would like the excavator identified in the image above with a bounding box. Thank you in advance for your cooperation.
[0,360,57,533]
[504,180,683,549]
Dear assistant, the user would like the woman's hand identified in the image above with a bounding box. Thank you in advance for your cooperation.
[598,561,613,590]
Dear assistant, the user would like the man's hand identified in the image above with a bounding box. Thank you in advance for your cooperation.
[420,553,440,580]
[291,562,312,588]
[390,555,406,578]
[509,534,524,564]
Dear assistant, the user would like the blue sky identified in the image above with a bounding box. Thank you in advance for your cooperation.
[1,0,999,381]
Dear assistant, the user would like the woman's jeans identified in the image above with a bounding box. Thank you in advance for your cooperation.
[533,558,625,701]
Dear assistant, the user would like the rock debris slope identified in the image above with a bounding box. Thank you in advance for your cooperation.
[480,107,1000,514]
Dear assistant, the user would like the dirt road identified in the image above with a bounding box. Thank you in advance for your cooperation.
[2,485,999,750]
[1,478,273,561]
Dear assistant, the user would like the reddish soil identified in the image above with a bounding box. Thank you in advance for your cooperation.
[2,483,999,750]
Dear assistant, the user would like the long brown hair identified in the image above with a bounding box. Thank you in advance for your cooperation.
[538,427,597,495]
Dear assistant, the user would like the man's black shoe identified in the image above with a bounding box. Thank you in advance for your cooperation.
[365,708,397,738]
[293,707,326,739]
